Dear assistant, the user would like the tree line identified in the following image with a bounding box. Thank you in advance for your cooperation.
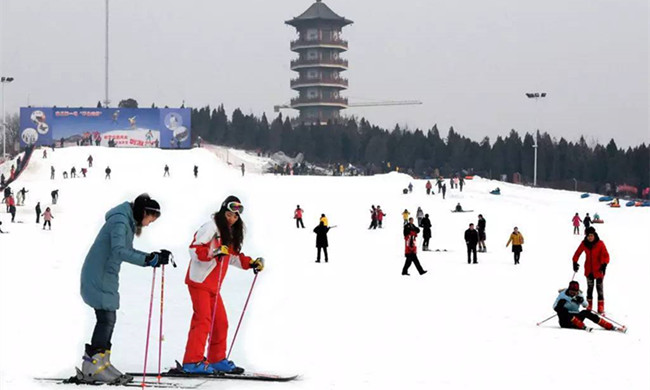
[191,105,649,195]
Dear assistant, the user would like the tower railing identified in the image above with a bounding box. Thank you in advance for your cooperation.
[290,76,348,88]
[290,58,349,68]
[291,37,348,50]
[291,96,348,106]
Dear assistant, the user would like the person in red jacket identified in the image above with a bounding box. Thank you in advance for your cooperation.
[182,195,264,374]
[572,226,610,314]
[294,205,305,228]
[402,218,427,276]
[571,213,582,235]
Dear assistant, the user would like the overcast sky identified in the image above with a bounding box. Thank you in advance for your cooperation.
[1,0,648,148]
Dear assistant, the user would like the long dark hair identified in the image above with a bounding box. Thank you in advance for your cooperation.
[214,195,244,252]
[132,193,161,235]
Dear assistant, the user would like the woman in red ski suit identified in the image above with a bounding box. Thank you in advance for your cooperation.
[572,226,610,314]
[571,213,582,235]
[182,195,264,374]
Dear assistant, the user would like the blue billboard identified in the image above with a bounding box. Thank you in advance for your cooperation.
[19,107,191,149]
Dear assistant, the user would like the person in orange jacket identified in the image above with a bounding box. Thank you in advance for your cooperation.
[182,195,264,374]
[505,227,524,265]
[572,226,610,314]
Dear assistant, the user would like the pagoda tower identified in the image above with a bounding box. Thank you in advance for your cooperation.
[286,1,353,124]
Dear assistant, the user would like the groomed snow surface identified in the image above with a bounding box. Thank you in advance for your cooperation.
[0,146,648,390]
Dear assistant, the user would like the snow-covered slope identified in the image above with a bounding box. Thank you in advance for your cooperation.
[0,146,648,390]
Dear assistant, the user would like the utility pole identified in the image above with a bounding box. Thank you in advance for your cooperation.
[525,92,547,186]
[1,76,15,159]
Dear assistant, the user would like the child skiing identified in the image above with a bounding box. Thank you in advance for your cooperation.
[181,196,264,374]
[553,281,624,332]
[42,207,53,230]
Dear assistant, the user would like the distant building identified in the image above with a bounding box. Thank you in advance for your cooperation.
[286,0,353,125]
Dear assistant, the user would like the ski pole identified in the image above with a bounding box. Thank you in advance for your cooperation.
[206,258,226,362]
[536,313,557,326]
[157,264,166,383]
[227,272,259,360]
[142,268,157,388]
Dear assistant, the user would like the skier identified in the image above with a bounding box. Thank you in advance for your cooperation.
[455,203,463,212]
[105,166,111,179]
[81,167,87,177]
[320,213,328,227]
[181,196,264,374]
[553,281,624,332]
[416,207,424,227]
[421,213,432,251]
[51,189,59,205]
[572,213,582,235]
[505,226,524,264]
[477,214,487,252]
[3,186,12,211]
[572,226,610,314]
[17,187,28,206]
[193,165,198,178]
[79,194,167,384]
[368,205,378,229]
[402,217,427,276]
[50,166,55,180]
[402,209,410,225]
[71,166,77,178]
[583,213,592,230]
[376,206,386,228]
[442,183,447,199]
[294,205,305,228]
[408,182,413,193]
[8,195,16,223]
[425,180,432,195]
[87,155,93,167]
[464,223,479,264]
[164,164,170,177]
[35,202,42,224]
[314,220,330,263]
[42,207,53,230]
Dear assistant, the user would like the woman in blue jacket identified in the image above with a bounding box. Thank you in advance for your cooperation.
[78,194,169,384]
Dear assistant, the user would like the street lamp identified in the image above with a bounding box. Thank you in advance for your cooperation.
[1,76,15,159]
[525,92,547,186]
[103,0,111,107]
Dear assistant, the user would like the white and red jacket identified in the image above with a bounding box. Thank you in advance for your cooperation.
[186,220,252,293]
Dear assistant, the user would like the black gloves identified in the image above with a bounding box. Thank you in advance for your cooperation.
[600,263,607,274]
[572,296,584,304]
[145,250,172,268]
[573,262,580,272]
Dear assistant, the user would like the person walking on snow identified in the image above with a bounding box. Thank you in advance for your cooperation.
[105,166,111,179]
[35,202,42,224]
[426,180,432,195]
[477,214,487,252]
[79,194,168,384]
[572,226,610,314]
[50,166,55,180]
[42,207,54,230]
[421,214,432,251]
[163,164,170,177]
[416,207,424,227]
[505,226,524,264]
[402,218,427,276]
[441,183,447,199]
[87,155,93,167]
[314,220,331,263]
[376,206,386,228]
[181,196,264,374]
[7,195,16,223]
[572,213,582,235]
[402,209,410,225]
[240,163,245,177]
[553,281,624,332]
[193,165,198,178]
[464,223,479,264]
[369,205,378,229]
[294,205,305,228]
[583,213,592,230]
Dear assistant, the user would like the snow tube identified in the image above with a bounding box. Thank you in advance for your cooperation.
[592,219,604,224]
[465,175,474,180]
[642,201,650,207]
[609,203,620,208]
[625,201,635,207]
[599,196,613,202]
[490,190,501,195]
[580,193,590,199]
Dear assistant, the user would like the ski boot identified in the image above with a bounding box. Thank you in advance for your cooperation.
[587,299,593,311]
[597,300,605,315]
[182,359,216,374]
[209,359,245,374]
[80,345,132,385]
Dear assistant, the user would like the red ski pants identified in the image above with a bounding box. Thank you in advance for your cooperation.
[183,285,228,364]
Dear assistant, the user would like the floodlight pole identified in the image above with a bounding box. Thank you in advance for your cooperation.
[103,0,111,108]
[1,76,15,159]
[526,92,547,187]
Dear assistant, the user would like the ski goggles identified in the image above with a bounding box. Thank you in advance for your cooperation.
[225,201,244,215]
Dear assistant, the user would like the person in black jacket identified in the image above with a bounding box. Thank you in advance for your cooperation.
[35,202,42,223]
[477,214,486,252]
[313,221,330,263]
[583,213,592,230]
[421,214,432,251]
[464,223,479,264]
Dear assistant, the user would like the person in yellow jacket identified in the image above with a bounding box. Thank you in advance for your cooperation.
[402,209,410,225]
[320,213,328,227]
[506,227,524,265]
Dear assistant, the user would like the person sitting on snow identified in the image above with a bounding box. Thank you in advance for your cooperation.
[455,203,463,212]
[553,281,624,332]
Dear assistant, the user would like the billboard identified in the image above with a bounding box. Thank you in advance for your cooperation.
[19,107,191,149]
